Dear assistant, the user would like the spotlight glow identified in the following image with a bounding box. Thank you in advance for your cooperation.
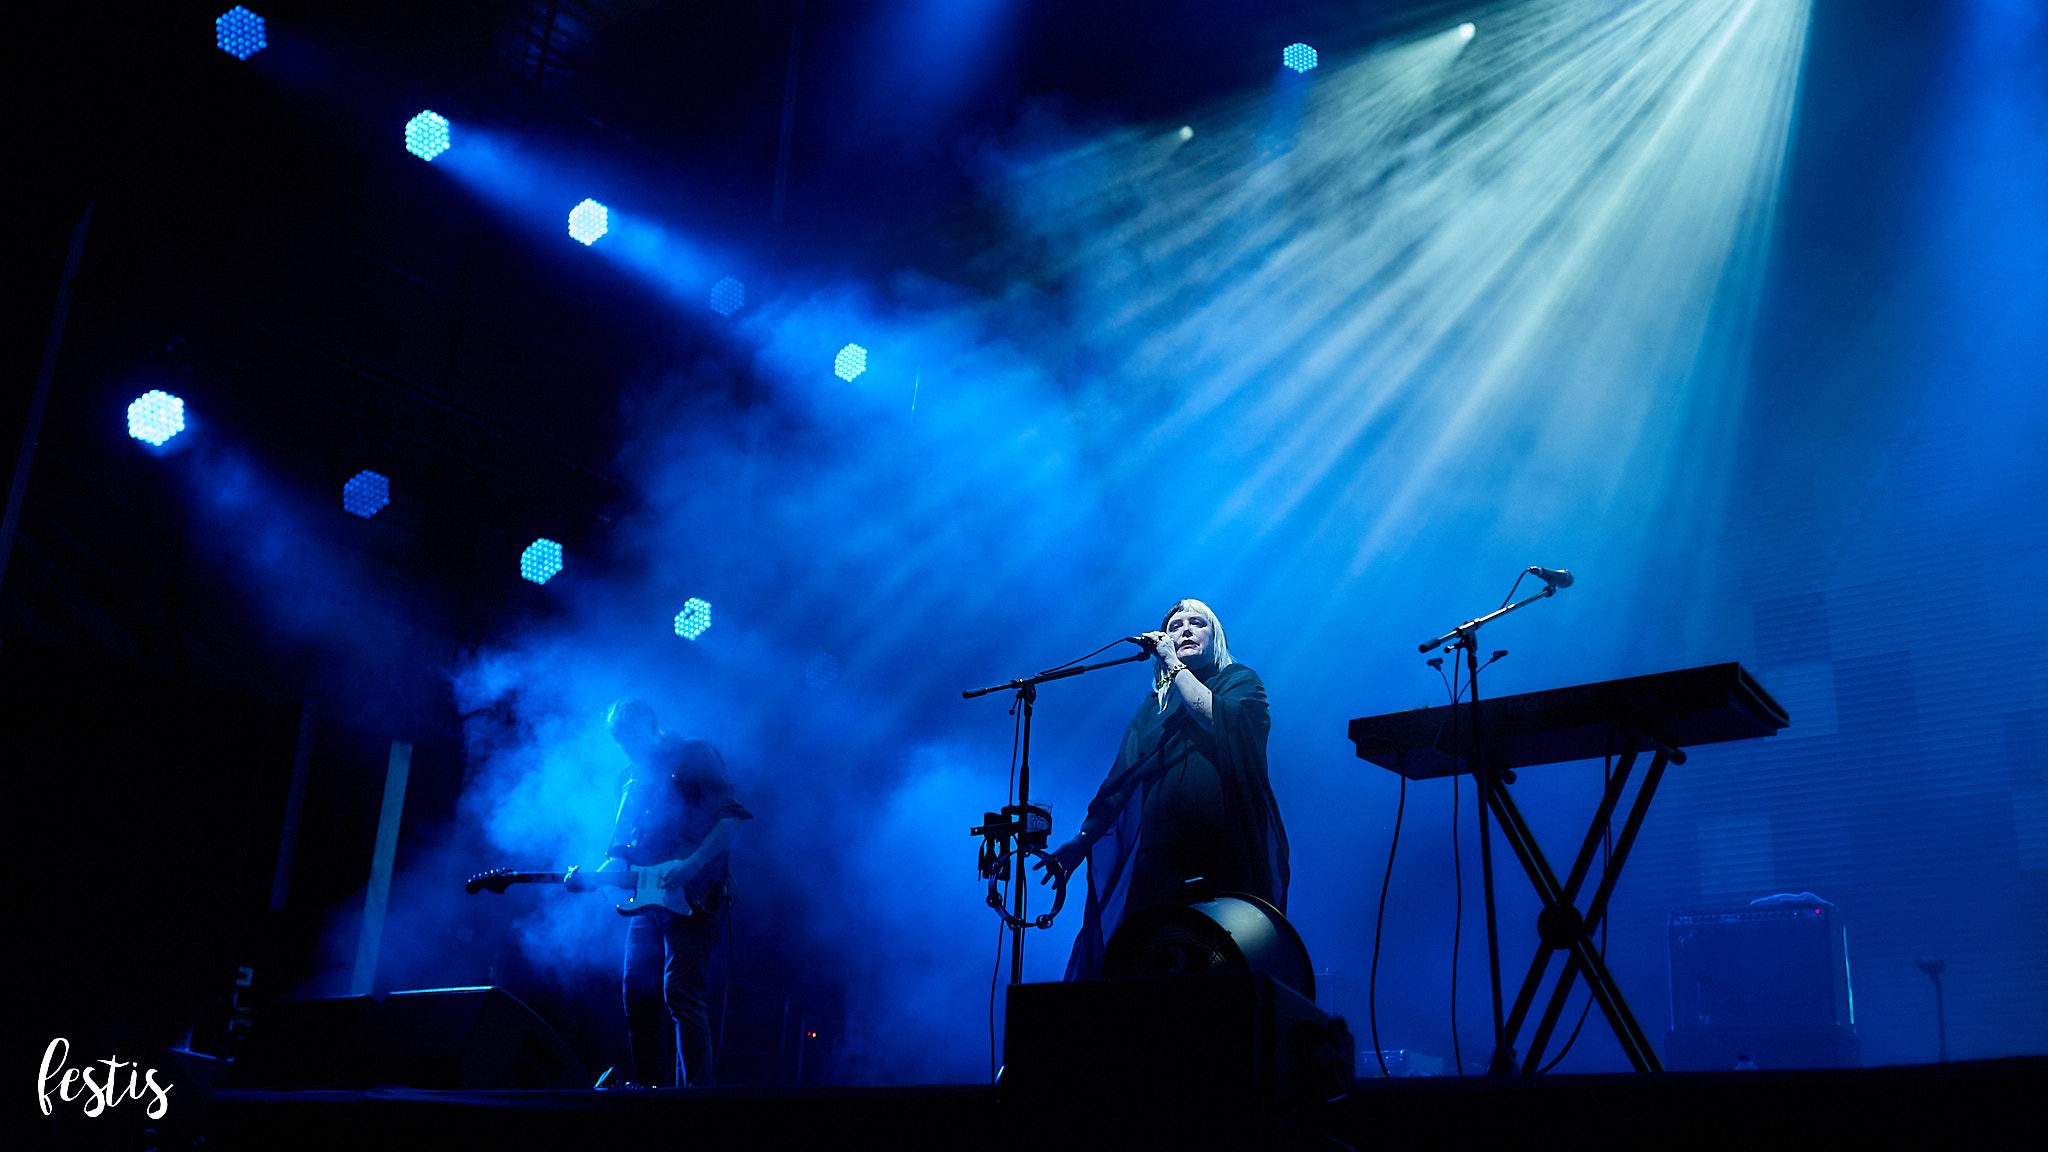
[998,0,1813,582]
[834,343,869,381]
[673,597,713,640]
[341,470,390,518]
[520,538,564,584]
[1459,22,1477,41]
[709,277,746,316]
[126,390,186,446]
[1282,42,1319,73]
[405,111,451,161]
[215,6,267,60]
[568,199,610,245]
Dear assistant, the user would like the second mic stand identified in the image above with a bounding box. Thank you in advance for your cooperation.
[1420,580,1560,1074]
[964,647,1151,985]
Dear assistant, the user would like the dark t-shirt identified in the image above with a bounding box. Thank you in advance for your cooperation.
[607,734,752,906]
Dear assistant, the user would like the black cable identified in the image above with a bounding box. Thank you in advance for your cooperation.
[1039,637,1132,674]
[987,682,1027,1084]
[1366,772,1408,1079]
[989,915,1005,1084]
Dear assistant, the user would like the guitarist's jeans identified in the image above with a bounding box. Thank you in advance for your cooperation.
[623,906,721,1086]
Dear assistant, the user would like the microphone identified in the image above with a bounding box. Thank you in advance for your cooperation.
[1528,567,1573,589]
[1123,635,1160,653]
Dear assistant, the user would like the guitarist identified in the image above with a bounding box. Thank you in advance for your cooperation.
[582,697,751,1087]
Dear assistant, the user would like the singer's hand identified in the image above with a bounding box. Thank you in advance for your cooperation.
[1138,631,1174,672]
[1034,838,1087,885]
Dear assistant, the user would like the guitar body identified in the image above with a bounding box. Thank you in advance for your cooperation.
[466,862,705,917]
[607,863,695,918]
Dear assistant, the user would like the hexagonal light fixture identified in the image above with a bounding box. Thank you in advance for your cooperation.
[520,538,564,584]
[127,390,187,447]
[568,198,610,245]
[1282,42,1319,73]
[673,597,713,640]
[405,111,451,161]
[833,343,868,381]
[709,276,746,317]
[215,6,267,60]
[342,470,391,518]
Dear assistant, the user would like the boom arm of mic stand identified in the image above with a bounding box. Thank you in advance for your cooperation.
[962,649,1153,698]
[1418,585,1556,654]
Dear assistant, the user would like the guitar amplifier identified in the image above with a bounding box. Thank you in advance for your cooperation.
[1666,904,1858,1070]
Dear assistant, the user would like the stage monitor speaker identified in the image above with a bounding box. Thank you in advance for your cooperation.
[1102,894,1317,1001]
[234,986,588,1090]
[1003,972,1353,1117]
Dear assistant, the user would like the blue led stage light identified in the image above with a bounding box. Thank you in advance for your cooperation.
[520,538,564,583]
[709,277,746,316]
[405,111,451,161]
[805,652,839,689]
[673,598,713,640]
[126,390,186,446]
[341,470,390,518]
[215,6,267,60]
[834,343,868,381]
[568,199,610,245]
[1283,42,1319,73]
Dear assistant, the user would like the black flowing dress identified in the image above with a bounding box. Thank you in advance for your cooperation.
[1063,661,1290,980]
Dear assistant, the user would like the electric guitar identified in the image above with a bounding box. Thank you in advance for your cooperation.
[464,862,709,917]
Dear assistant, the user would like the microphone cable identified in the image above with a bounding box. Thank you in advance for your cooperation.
[1367,655,1460,1079]
[988,690,1025,1085]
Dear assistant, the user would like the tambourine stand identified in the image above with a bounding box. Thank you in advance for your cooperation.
[964,649,1150,984]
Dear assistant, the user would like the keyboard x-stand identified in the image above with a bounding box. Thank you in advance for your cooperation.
[1348,662,1788,1073]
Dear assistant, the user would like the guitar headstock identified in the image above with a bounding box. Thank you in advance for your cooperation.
[465,868,515,894]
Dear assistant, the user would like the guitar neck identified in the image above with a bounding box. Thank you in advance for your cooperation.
[467,864,663,896]
[499,871,572,886]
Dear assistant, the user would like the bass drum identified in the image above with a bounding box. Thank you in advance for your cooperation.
[1101,893,1315,1001]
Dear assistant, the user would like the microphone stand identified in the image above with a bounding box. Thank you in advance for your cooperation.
[1915,957,1948,1063]
[1420,579,1561,1074]
[964,647,1152,984]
